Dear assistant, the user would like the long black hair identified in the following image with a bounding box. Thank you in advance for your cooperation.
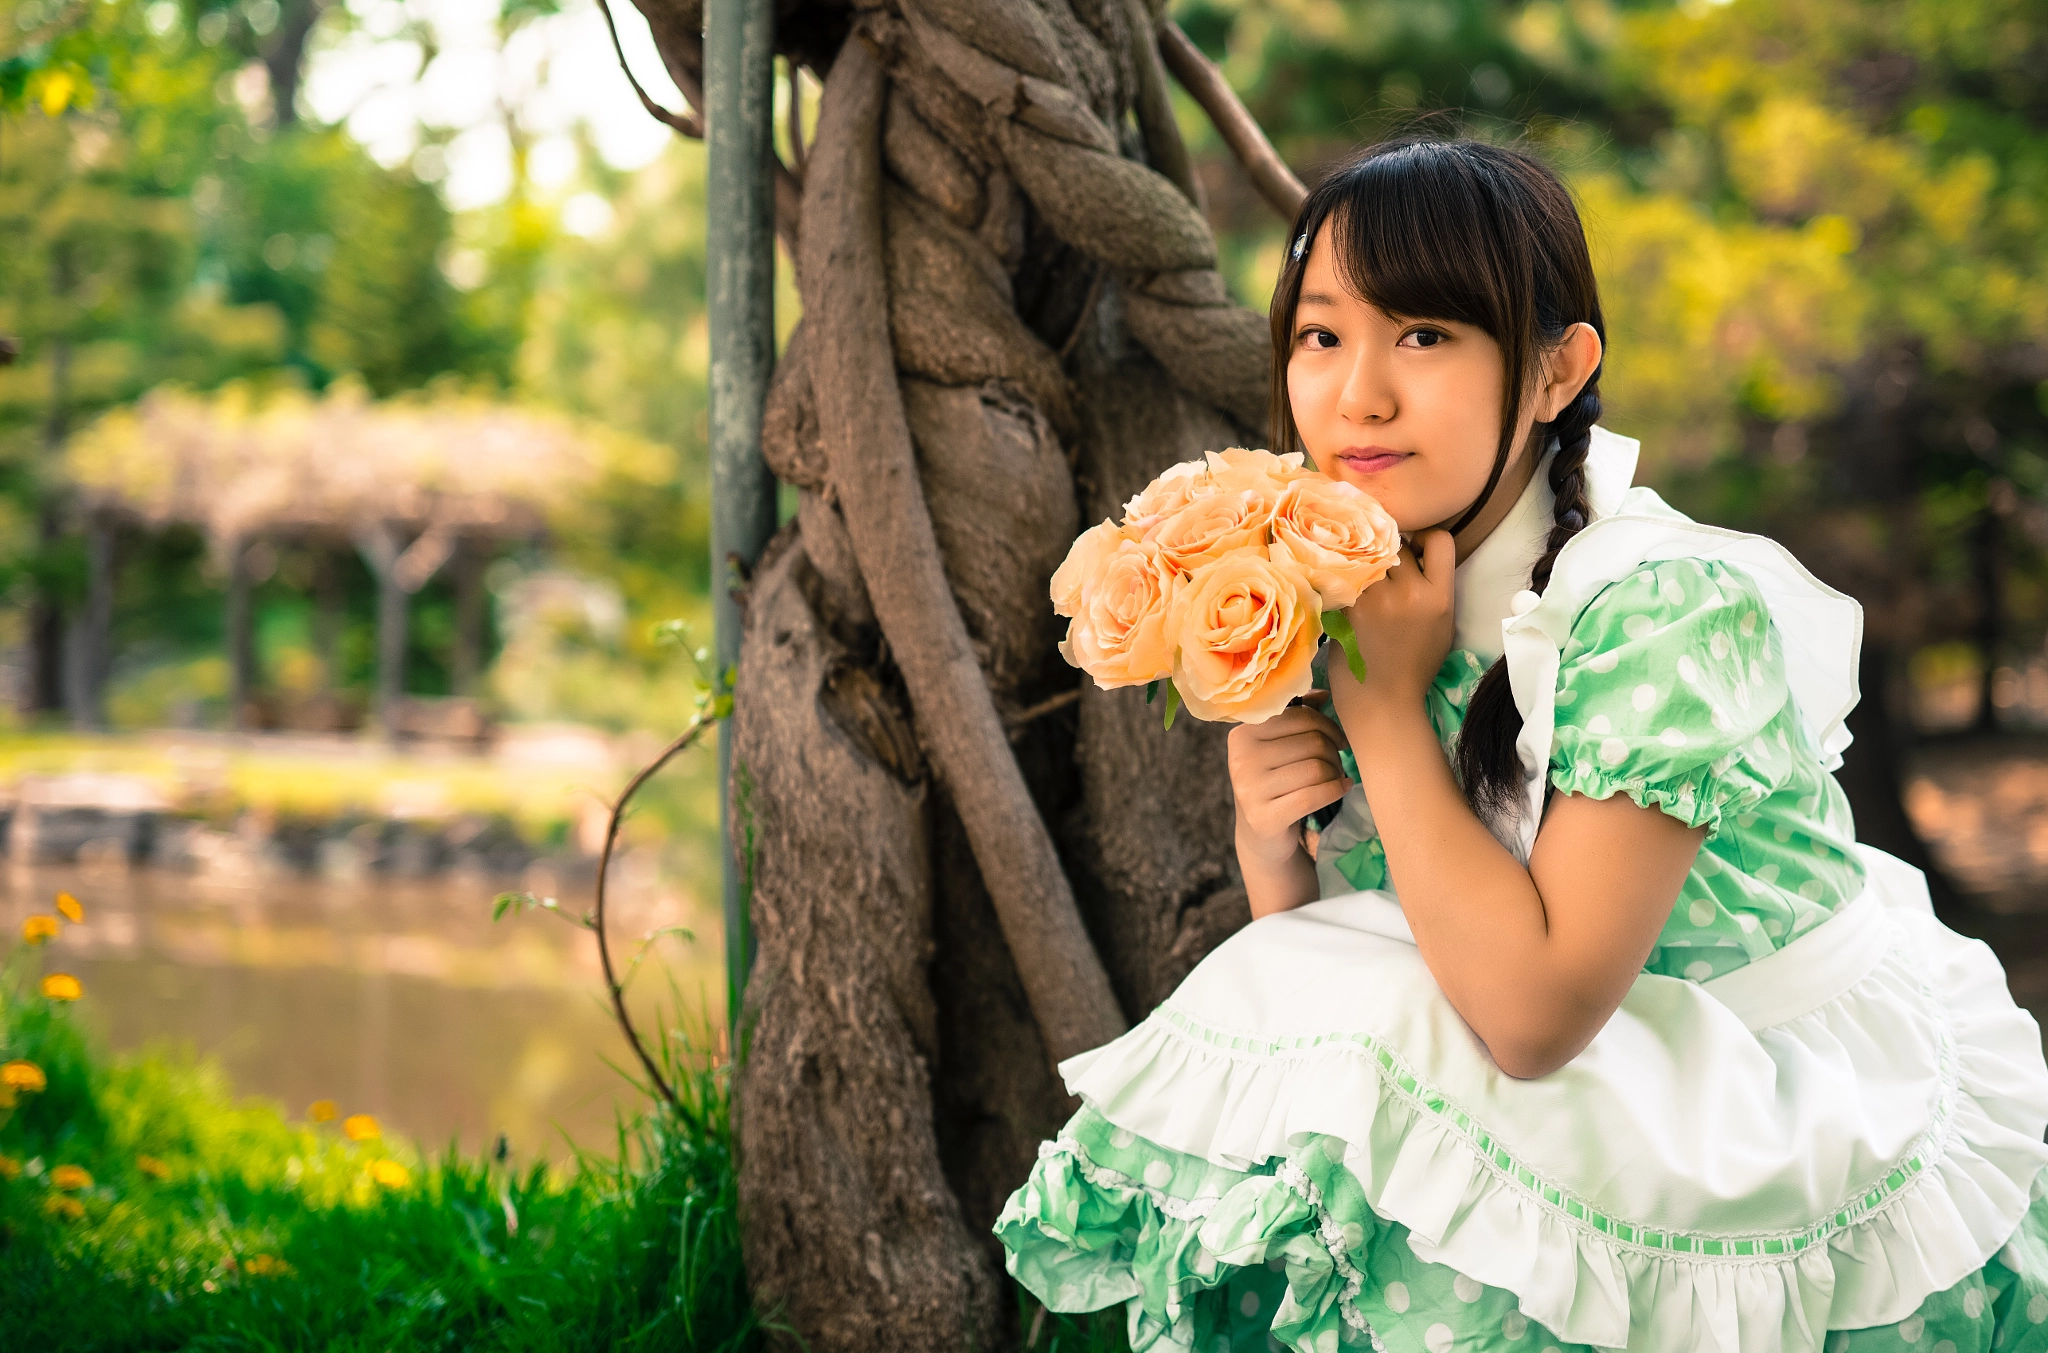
[1269,138,1606,817]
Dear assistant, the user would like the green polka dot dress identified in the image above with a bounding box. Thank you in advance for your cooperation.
[1320,558,1869,987]
[999,431,2048,1353]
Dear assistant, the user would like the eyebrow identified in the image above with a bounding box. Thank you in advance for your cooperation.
[1297,290,1341,307]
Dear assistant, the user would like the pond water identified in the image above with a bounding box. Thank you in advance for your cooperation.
[7,733,2042,1170]
[2,859,726,1162]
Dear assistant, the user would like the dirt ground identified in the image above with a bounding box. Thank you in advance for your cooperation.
[1906,733,2048,1027]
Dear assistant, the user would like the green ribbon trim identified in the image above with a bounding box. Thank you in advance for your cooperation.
[1152,984,1957,1260]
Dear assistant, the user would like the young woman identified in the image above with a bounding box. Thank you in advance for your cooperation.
[996,139,2048,1353]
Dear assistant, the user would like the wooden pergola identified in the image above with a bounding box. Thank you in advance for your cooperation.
[64,380,624,733]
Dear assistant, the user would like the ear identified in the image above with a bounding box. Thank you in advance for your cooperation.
[1538,323,1603,422]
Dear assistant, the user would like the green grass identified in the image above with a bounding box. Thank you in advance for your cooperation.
[0,922,1134,1352]
[0,937,766,1351]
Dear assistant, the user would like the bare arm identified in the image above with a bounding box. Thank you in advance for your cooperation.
[1330,533,1704,1078]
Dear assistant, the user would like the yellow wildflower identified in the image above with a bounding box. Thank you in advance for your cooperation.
[54,892,83,924]
[367,1159,410,1189]
[40,973,82,1002]
[1,1061,47,1093]
[307,1099,338,1123]
[43,1194,84,1221]
[0,1156,19,1179]
[242,1254,293,1277]
[342,1114,380,1142]
[136,1155,170,1180]
[49,1164,91,1191]
[21,915,58,944]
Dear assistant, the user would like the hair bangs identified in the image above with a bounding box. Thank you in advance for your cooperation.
[1324,146,1520,341]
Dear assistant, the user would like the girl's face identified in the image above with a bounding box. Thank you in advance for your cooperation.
[1284,222,1533,539]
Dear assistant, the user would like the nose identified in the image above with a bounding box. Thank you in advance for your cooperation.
[1336,344,1395,425]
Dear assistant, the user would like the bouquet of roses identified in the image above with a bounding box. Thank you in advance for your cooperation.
[1050,447,1402,727]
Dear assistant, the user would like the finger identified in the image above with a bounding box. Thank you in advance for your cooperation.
[1270,778,1351,823]
[1251,707,1350,753]
[1242,733,1347,781]
[1257,739,1349,783]
[1259,756,1346,800]
[1417,529,1457,595]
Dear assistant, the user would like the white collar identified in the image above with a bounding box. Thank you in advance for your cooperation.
[1452,426,1640,665]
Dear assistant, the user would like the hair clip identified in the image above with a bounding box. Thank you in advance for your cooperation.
[1291,232,1308,261]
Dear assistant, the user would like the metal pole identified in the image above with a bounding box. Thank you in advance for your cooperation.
[706,0,776,1025]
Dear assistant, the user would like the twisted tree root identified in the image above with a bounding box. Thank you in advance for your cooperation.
[801,33,1127,1064]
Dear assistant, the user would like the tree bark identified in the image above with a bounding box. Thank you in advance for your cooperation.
[698,5,1273,1347]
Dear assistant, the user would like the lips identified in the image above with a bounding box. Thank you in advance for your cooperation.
[1336,448,1410,474]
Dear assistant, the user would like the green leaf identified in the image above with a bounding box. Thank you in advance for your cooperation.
[1162,680,1181,731]
[1144,679,1158,705]
[1320,609,1367,683]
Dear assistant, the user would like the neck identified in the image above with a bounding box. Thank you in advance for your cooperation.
[1444,444,1541,564]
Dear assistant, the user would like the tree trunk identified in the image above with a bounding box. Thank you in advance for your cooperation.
[75,511,115,730]
[25,329,72,719]
[1971,496,2007,735]
[226,537,256,731]
[1838,640,1963,916]
[664,4,1270,1346]
[262,0,327,128]
[349,521,456,739]
[374,565,406,735]
[25,502,64,719]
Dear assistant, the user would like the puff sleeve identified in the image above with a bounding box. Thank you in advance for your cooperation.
[1546,559,1794,839]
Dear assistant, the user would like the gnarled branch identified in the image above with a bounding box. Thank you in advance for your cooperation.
[802,34,1126,1066]
[1158,20,1306,221]
[596,0,703,137]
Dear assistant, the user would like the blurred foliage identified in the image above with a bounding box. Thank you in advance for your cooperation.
[0,0,715,732]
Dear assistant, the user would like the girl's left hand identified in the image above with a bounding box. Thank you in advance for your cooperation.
[1331,528,1457,710]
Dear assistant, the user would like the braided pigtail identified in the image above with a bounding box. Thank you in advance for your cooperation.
[1455,377,1602,819]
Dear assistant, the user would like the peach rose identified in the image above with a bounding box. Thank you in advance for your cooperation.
[1050,518,1133,618]
[1166,552,1321,723]
[1267,476,1402,609]
[1121,459,1220,539]
[1202,446,1314,496]
[1058,539,1180,688]
[1148,487,1273,575]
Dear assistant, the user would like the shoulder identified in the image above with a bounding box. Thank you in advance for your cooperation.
[1562,557,1772,668]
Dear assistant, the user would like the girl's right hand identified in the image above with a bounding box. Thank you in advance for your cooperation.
[1228,691,1354,864]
